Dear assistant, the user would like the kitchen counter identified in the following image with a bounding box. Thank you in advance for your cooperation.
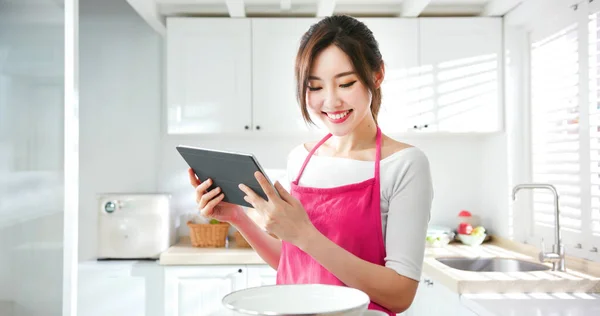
[423,236,600,294]
[159,237,267,265]
[461,293,600,316]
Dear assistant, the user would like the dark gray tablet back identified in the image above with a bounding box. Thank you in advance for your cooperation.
[176,146,270,208]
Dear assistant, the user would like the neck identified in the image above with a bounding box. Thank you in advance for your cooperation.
[329,115,378,155]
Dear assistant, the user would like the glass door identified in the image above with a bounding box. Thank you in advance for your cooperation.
[0,0,78,315]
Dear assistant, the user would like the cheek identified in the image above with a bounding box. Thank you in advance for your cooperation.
[306,92,323,112]
[343,87,371,110]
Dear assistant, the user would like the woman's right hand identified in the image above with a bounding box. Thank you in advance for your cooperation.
[188,168,243,224]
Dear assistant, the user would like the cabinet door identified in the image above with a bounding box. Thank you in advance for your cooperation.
[78,262,162,316]
[358,18,420,134]
[246,264,277,287]
[418,18,502,133]
[251,18,321,134]
[166,18,252,134]
[404,275,431,316]
[164,265,246,316]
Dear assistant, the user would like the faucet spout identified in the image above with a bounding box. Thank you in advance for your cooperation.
[512,183,565,272]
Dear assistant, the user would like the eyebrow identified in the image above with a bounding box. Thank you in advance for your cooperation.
[308,71,356,80]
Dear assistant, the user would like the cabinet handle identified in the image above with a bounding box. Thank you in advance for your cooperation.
[238,268,243,273]
[245,125,249,130]
[424,124,428,128]
[255,125,261,130]
[413,125,418,129]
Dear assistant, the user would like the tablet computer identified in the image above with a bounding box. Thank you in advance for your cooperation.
[176,145,278,208]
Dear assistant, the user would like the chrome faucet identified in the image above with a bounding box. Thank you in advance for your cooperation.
[512,183,566,272]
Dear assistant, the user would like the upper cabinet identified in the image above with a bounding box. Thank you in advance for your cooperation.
[358,18,421,134]
[251,18,320,134]
[166,18,252,134]
[417,18,503,133]
[165,17,503,135]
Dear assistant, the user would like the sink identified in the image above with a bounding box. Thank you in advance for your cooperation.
[436,257,550,272]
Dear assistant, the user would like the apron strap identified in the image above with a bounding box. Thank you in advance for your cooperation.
[294,133,333,183]
[294,126,383,184]
[374,126,382,181]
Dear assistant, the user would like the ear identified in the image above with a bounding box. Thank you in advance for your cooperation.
[374,64,385,89]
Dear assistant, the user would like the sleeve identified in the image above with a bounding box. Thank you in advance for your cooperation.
[384,149,433,281]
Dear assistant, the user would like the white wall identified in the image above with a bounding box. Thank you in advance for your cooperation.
[78,4,508,261]
[79,6,163,261]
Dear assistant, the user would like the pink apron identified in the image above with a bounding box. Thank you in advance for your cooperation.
[276,126,394,316]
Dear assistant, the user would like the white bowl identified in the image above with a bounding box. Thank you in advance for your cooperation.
[222,284,381,316]
[458,233,486,246]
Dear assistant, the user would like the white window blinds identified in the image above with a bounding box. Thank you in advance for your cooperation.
[530,23,583,233]
[589,12,600,236]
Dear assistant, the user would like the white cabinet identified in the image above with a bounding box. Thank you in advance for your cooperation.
[358,18,420,134]
[246,264,277,287]
[164,265,246,316]
[166,18,252,134]
[78,261,164,316]
[417,18,502,133]
[404,273,462,316]
[251,18,320,134]
[165,17,503,135]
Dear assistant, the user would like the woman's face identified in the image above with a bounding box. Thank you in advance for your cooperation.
[306,45,374,136]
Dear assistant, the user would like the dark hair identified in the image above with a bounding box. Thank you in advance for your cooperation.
[295,15,384,126]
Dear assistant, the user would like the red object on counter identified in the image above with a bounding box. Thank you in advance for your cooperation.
[458,210,472,217]
[458,222,473,235]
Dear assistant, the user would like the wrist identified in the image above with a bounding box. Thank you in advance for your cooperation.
[229,206,248,227]
[297,225,322,253]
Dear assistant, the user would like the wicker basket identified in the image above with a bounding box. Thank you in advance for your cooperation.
[187,221,230,248]
[234,231,252,248]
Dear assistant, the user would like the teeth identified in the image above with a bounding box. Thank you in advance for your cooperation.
[327,111,349,120]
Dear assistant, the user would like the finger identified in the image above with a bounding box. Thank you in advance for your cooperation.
[254,171,278,201]
[195,179,213,204]
[274,181,294,204]
[188,168,201,187]
[195,178,212,193]
[200,187,222,206]
[203,193,225,213]
[239,183,266,209]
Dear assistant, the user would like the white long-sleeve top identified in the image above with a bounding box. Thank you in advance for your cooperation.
[286,144,434,281]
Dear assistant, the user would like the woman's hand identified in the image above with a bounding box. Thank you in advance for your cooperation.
[188,168,243,224]
[238,171,316,247]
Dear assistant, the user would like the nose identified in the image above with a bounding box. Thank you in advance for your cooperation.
[324,88,342,108]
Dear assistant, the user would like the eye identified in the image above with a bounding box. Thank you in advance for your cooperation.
[340,81,357,88]
[308,86,322,91]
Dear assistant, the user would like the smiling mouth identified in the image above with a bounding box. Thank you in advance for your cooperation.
[323,109,353,120]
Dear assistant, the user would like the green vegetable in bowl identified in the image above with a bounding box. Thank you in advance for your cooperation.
[209,219,221,224]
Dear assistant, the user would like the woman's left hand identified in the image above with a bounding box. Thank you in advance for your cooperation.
[238,171,315,247]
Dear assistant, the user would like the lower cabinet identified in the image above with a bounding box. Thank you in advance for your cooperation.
[78,261,164,316]
[246,264,277,287]
[79,263,481,316]
[164,265,247,316]
[404,273,467,316]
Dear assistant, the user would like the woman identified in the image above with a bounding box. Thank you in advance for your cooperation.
[188,15,433,315]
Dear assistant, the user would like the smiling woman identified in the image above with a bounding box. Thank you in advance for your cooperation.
[190,14,433,315]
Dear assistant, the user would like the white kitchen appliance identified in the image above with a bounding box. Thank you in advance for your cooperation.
[97,193,175,260]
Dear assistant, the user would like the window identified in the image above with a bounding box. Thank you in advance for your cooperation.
[528,6,600,255]
[531,23,582,233]
[589,12,600,238]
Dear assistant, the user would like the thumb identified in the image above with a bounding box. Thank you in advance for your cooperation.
[274,181,295,204]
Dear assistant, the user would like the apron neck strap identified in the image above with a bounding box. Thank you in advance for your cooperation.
[294,126,382,183]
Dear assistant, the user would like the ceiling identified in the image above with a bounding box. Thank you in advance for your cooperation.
[152,0,526,17]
